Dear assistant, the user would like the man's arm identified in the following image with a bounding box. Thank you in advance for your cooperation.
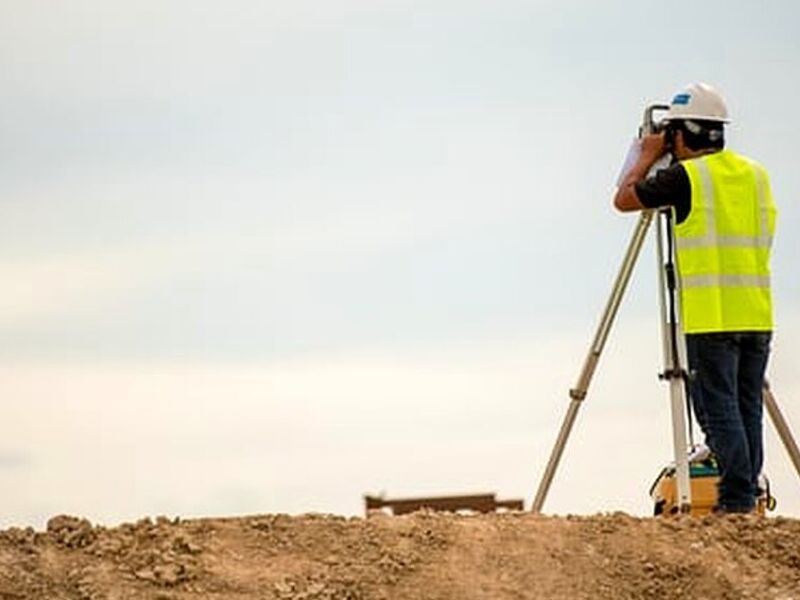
[613,133,668,212]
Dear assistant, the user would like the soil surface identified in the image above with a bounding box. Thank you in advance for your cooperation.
[1,511,799,599]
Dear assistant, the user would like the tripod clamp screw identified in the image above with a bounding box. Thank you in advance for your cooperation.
[569,389,587,401]
[658,368,695,382]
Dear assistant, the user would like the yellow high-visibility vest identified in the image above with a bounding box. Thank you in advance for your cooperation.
[676,150,777,334]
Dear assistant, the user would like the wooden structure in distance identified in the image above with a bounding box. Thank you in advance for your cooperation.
[364,493,524,517]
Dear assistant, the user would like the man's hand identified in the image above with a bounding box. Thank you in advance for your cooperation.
[640,132,667,162]
[613,132,667,212]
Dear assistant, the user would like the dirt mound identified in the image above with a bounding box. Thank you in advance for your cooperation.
[1,511,799,599]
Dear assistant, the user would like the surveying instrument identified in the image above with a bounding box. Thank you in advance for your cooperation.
[531,103,800,515]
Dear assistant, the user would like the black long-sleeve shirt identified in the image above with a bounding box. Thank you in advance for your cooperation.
[634,162,692,224]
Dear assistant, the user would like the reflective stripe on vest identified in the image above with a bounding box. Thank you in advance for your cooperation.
[676,160,774,251]
[681,273,771,288]
[675,150,776,333]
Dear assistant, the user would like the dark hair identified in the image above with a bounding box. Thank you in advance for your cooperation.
[670,119,725,151]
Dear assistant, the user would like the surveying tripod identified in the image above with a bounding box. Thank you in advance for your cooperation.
[531,104,800,514]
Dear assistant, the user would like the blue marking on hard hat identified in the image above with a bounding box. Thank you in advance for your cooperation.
[672,93,691,105]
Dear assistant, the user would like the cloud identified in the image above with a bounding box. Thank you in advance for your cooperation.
[3,314,798,528]
[0,451,30,469]
[0,255,143,326]
[1,0,799,528]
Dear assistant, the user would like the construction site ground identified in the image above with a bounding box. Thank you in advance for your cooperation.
[1,511,800,599]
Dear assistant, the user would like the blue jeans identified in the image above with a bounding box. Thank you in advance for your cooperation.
[686,331,771,512]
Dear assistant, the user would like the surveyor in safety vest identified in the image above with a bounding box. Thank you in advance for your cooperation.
[614,82,777,514]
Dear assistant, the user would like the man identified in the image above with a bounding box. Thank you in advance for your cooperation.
[614,83,777,513]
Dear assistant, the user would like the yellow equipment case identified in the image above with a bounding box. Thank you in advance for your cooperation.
[650,455,776,516]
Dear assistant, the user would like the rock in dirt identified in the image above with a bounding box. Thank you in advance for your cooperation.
[46,515,97,549]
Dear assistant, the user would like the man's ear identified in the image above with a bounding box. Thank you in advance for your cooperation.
[675,129,685,149]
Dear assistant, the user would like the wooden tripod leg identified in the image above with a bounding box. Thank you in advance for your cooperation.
[763,382,800,480]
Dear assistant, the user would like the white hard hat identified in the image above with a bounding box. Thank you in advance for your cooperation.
[665,83,730,123]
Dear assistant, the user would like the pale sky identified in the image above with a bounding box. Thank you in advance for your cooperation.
[2,0,799,528]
